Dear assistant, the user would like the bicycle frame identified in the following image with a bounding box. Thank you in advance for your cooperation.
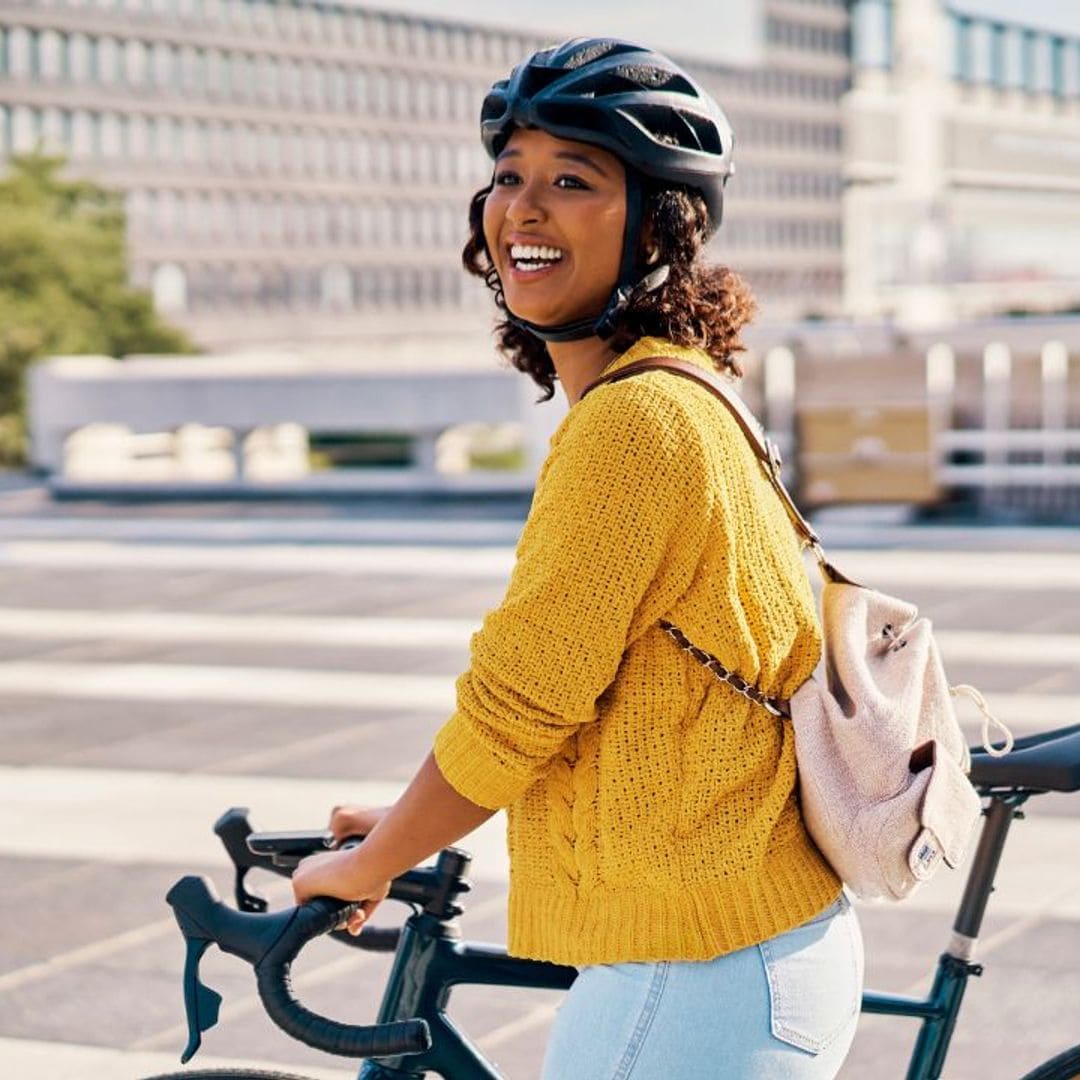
[862,791,1029,1080]
[358,916,576,1079]
[351,789,1031,1080]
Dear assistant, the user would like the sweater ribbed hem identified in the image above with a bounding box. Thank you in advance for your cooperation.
[506,846,842,967]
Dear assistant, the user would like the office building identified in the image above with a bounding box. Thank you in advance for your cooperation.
[0,0,850,348]
[845,0,1080,325]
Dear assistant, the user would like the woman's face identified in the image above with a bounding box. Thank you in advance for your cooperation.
[483,127,627,329]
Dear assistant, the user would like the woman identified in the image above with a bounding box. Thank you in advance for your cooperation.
[293,38,863,1079]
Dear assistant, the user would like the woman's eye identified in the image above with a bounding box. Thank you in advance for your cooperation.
[555,175,588,190]
[493,171,520,186]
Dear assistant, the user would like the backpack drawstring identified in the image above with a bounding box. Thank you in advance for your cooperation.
[950,684,1014,757]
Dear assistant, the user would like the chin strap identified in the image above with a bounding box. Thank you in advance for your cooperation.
[503,170,669,344]
[507,263,671,343]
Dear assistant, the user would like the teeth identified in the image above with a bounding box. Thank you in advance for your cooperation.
[510,244,564,262]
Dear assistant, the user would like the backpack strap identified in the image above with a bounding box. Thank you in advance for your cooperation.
[580,356,843,578]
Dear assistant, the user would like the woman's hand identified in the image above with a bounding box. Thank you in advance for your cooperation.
[291,846,390,936]
[328,804,389,845]
[294,754,495,935]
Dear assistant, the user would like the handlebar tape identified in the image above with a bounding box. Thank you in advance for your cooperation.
[254,896,430,1058]
[166,876,430,1061]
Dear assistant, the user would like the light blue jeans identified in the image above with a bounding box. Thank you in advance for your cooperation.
[541,894,863,1080]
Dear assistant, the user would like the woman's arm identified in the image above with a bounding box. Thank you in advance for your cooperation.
[291,751,496,931]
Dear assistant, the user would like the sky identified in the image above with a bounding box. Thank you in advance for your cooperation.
[360,0,1080,67]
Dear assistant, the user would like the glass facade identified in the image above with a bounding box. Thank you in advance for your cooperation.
[948,10,1080,97]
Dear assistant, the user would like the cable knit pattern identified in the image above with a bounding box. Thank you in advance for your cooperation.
[433,335,841,966]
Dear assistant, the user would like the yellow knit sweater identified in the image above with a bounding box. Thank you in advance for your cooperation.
[434,336,840,966]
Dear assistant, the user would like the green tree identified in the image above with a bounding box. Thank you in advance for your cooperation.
[0,151,195,463]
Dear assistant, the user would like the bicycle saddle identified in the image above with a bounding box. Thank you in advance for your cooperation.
[969,722,1080,793]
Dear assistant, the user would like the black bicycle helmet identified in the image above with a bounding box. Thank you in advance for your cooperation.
[480,38,736,344]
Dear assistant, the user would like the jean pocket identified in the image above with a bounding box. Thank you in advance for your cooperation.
[757,895,863,1055]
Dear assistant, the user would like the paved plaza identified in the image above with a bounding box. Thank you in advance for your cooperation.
[0,484,1077,1079]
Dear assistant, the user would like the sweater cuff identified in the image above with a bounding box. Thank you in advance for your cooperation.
[433,713,532,811]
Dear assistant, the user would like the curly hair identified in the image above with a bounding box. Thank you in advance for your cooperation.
[461,179,758,402]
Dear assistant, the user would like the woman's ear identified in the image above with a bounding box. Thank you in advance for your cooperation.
[640,216,660,266]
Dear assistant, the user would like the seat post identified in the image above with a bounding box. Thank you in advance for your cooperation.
[947,792,1027,959]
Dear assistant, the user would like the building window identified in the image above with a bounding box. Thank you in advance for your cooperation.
[301,4,321,41]
[983,23,1003,86]
[969,20,992,83]
[302,60,321,107]
[0,104,12,158]
[151,41,173,89]
[451,80,469,120]
[127,113,146,159]
[8,27,30,78]
[325,8,345,44]
[152,263,188,314]
[329,65,347,110]
[239,52,256,102]
[124,39,148,86]
[280,59,298,105]
[39,29,63,81]
[268,127,284,174]
[363,204,381,249]
[100,112,122,158]
[26,29,42,79]
[252,0,275,36]
[12,106,39,154]
[321,264,353,310]
[1051,37,1068,97]
[950,15,972,81]
[99,36,122,84]
[1033,32,1054,93]
[205,48,222,97]
[998,25,1023,88]
[350,69,367,111]
[1021,29,1038,91]
[1065,41,1080,98]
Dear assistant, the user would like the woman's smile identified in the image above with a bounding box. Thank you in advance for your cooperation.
[505,236,567,282]
[483,127,626,327]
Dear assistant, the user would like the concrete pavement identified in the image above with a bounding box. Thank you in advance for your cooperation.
[0,498,1077,1079]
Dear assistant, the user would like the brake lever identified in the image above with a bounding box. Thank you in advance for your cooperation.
[166,874,295,1061]
[165,874,428,1063]
[213,807,270,913]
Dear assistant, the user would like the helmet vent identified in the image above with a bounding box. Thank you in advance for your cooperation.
[611,64,695,95]
[559,39,637,70]
[625,104,723,155]
[677,110,725,155]
[519,65,567,97]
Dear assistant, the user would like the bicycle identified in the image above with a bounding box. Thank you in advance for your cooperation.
[145,722,1080,1080]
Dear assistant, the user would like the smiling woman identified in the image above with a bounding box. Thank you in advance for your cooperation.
[292,37,861,1080]
[461,41,758,405]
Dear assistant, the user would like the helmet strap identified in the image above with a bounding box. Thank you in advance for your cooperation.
[503,170,669,344]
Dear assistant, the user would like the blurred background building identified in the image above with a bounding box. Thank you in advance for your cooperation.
[847,0,1080,325]
[0,0,850,351]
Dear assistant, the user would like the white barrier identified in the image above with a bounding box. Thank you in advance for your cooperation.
[28,354,567,495]
[26,325,1080,503]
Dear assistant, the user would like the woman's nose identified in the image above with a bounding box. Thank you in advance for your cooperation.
[505,180,546,226]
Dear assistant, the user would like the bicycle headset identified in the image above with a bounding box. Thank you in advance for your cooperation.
[479,37,736,344]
